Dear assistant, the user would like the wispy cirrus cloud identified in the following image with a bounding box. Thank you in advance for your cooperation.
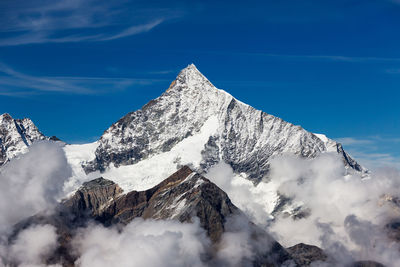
[385,69,400,74]
[0,63,166,96]
[0,0,183,46]
[336,137,374,146]
[199,50,400,64]
[243,53,400,63]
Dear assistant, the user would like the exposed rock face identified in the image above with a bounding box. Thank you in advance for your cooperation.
[286,243,328,266]
[0,113,47,166]
[285,243,387,267]
[62,177,123,217]
[70,167,245,248]
[84,64,366,182]
[63,166,238,242]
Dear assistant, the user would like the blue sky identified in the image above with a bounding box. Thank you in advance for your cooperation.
[0,0,399,169]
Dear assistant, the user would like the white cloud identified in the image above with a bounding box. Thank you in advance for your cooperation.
[215,51,400,63]
[72,218,210,267]
[0,0,184,46]
[8,224,60,267]
[98,19,165,41]
[0,141,72,234]
[1,140,399,266]
[205,162,275,226]
[0,63,166,95]
[206,154,400,266]
[72,214,284,267]
[336,137,373,146]
[385,69,400,74]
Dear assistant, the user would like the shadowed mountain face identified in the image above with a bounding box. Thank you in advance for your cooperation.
[83,64,366,182]
[12,166,294,266]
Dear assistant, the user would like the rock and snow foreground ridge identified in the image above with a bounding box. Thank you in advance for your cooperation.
[12,167,294,266]
[10,166,383,267]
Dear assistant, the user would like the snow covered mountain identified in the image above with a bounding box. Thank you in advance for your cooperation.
[0,113,47,166]
[80,64,365,188]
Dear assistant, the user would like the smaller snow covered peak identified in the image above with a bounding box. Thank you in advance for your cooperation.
[0,114,47,166]
[0,113,13,122]
[0,113,11,118]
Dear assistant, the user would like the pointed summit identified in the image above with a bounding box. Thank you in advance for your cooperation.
[177,63,202,78]
[173,63,215,90]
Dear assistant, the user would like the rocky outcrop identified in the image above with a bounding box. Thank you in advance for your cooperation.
[286,243,387,267]
[62,177,123,218]
[287,243,328,266]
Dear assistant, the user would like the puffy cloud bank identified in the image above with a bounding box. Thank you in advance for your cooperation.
[72,214,285,267]
[72,218,209,267]
[0,141,71,266]
[0,141,72,234]
[7,224,60,267]
[1,141,400,266]
[206,153,400,266]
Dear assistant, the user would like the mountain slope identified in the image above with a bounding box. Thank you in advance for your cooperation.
[81,64,365,189]
[0,113,47,166]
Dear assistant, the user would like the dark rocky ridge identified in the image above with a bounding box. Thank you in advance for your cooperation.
[287,243,328,266]
[286,243,387,267]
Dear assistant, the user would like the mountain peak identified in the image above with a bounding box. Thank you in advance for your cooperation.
[173,63,215,90]
[0,113,12,122]
[180,63,200,74]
